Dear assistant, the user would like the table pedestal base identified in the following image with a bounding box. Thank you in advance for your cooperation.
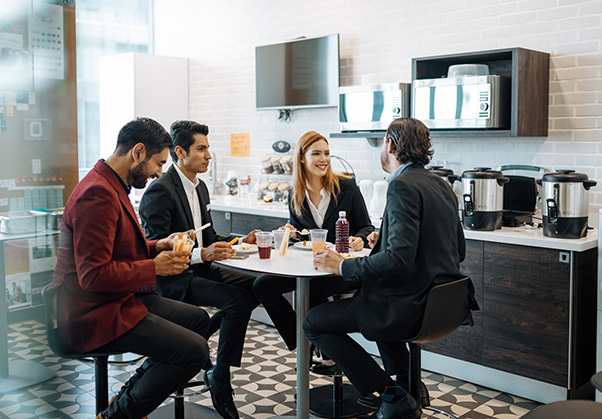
[0,359,55,393]
[148,401,222,418]
[309,383,375,418]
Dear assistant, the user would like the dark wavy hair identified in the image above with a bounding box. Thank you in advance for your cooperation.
[386,117,433,165]
[169,120,210,162]
[115,117,172,157]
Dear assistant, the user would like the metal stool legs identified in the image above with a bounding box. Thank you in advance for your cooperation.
[409,343,458,419]
[93,356,110,414]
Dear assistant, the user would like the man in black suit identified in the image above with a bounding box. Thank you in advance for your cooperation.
[139,120,259,419]
[305,117,466,419]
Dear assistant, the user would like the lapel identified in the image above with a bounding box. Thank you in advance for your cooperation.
[322,188,341,225]
[94,161,148,247]
[167,165,195,229]
[300,201,319,230]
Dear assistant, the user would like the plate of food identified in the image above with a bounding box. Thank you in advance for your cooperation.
[293,241,333,251]
[232,243,258,254]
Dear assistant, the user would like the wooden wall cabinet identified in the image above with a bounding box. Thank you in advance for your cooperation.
[412,47,550,137]
[423,240,597,398]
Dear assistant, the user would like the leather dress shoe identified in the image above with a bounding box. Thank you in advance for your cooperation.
[204,367,239,419]
[375,393,421,419]
[310,362,342,376]
[357,393,381,409]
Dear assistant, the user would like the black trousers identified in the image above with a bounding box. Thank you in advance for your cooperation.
[185,264,258,367]
[303,296,409,397]
[253,274,359,350]
[100,293,210,419]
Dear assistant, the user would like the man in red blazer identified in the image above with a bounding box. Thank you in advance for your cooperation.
[50,117,211,419]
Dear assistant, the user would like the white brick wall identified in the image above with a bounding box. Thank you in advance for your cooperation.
[153,0,602,220]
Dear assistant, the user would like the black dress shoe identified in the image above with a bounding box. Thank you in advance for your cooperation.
[310,362,342,376]
[357,393,380,409]
[204,368,239,419]
[375,393,421,419]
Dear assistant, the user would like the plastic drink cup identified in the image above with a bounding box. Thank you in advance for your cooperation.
[310,229,328,253]
[256,231,272,259]
[173,236,194,252]
[272,229,288,255]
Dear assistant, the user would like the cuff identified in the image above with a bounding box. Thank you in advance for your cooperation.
[191,247,203,265]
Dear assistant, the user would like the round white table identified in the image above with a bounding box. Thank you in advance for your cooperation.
[216,245,369,419]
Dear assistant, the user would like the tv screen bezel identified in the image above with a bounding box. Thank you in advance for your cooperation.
[255,33,340,111]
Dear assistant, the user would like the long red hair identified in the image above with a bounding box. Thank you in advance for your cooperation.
[291,131,342,217]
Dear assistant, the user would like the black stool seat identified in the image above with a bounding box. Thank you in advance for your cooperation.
[521,400,602,418]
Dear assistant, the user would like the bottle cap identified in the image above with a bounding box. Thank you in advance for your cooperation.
[339,211,346,217]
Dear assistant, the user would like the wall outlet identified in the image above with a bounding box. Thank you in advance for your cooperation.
[32,159,41,174]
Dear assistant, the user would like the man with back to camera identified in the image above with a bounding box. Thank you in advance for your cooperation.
[49,117,211,419]
[139,120,259,419]
[305,117,467,419]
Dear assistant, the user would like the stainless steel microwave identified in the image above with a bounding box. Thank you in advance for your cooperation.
[339,83,410,132]
[412,75,510,129]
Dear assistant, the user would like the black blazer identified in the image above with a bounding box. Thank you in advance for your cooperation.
[139,165,232,301]
[288,177,374,245]
[341,164,466,342]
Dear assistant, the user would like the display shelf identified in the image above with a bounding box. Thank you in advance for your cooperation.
[412,47,550,137]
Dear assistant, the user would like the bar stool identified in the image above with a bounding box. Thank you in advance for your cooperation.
[43,285,219,419]
[308,290,375,418]
[42,285,125,415]
[403,277,472,419]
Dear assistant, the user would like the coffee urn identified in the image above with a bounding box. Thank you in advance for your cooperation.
[426,165,459,184]
[538,169,597,239]
[462,167,509,231]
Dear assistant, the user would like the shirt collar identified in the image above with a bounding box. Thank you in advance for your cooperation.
[387,161,413,183]
[101,159,131,195]
[173,163,199,192]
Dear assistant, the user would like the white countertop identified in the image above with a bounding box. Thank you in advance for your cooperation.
[210,195,290,218]
[464,226,597,252]
[209,195,598,252]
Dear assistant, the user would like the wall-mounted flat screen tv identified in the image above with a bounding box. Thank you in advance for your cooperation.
[255,34,340,110]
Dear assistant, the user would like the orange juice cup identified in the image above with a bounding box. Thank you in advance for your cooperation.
[173,237,194,252]
[309,229,328,253]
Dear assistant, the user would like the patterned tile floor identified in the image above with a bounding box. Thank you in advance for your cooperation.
[0,318,540,418]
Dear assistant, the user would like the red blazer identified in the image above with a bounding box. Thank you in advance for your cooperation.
[51,160,158,353]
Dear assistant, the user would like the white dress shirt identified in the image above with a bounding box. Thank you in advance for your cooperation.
[305,187,331,228]
[174,164,204,264]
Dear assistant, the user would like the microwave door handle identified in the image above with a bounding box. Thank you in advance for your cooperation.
[429,86,436,120]
[455,85,463,119]
[372,91,384,122]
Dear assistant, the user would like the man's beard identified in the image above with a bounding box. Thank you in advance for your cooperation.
[128,160,150,189]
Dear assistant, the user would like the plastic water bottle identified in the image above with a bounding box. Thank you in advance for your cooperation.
[335,211,349,253]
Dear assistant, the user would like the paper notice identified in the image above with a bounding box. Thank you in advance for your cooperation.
[230,133,250,157]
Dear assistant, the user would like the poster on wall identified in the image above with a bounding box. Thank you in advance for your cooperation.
[28,2,65,80]
[6,272,31,310]
[4,236,56,312]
